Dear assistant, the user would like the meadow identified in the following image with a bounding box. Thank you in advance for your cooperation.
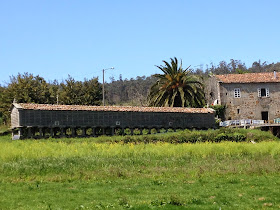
[0,129,280,209]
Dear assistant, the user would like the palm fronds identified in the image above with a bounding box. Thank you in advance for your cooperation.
[148,57,205,107]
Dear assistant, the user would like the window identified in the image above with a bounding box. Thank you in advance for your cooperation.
[234,88,241,98]
[237,109,240,114]
[258,88,269,97]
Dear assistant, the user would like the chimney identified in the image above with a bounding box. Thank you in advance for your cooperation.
[274,70,277,79]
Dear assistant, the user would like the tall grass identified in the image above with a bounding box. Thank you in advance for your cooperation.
[0,140,280,182]
[1,141,280,161]
[0,128,279,183]
[1,133,280,209]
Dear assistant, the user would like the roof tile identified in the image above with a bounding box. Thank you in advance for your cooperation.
[215,72,280,83]
[15,103,214,114]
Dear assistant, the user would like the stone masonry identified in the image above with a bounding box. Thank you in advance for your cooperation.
[205,72,280,121]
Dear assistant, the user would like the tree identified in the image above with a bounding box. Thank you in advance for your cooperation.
[5,72,51,104]
[0,73,52,124]
[59,75,102,105]
[81,77,102,105]
[148,57,205,107]
[0,85,5,124]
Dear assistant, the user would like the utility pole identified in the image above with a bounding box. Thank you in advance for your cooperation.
[102,67,114,106]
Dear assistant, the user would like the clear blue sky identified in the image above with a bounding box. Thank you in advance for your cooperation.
[1,0,280,85]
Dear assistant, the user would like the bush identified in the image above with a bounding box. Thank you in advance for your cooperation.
[214,133,228,142]
[213,132,246,142]
[17,127,277,144]
[119,129,249,144]
[232,133,246,142]
[210,105,226,120]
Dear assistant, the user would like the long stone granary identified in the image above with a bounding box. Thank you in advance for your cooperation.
[10,103,216,139]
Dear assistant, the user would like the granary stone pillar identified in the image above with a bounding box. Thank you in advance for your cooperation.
[102,128,105,135]
[139,128,143,135]
[60,127,66,138]
[27,127,32,138]
[50,128,54,138]
[42,128,45,138]
[121,128,125,136]
[82,127,86,137]
[39,128,43,138]
[71,127,76,137]
[130,128,134,135]
[49,128,52,137]
[92,127,96,137]
[11,129,18,140]
[111,127,115,136]
[157,128,160,133]
[148,128,151,134]
[19,127,23,139]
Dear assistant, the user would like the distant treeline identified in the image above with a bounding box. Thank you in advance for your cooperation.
[105,59,280,106]
[1,59,280,124]
[105,75,156,106]
[199,59,280,75]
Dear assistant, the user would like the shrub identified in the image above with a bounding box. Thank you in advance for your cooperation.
[214,133,228,142]
[11,127,277,144]
[119,129,249,144]
[169,195,185,206]
[232,133,246,142]
[210,105,226,120]
[213,132,246,142]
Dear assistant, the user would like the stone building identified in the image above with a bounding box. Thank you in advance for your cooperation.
[206,71,280,121]
[11,103,215,139]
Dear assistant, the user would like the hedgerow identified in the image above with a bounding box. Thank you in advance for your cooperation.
[117,128,277,144]
[1,128,277,144]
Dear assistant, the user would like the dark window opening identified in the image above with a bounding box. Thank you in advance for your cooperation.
[237,109,240,114]
[261,88,266,97]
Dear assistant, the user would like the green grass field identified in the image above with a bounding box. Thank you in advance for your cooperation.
[0,130,280,209]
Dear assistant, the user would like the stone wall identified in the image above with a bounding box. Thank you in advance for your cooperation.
[205,76,220,106]
[205,75,280,121]
[220,83,280,120]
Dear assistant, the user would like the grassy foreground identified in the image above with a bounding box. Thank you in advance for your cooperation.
[0,132,280,209]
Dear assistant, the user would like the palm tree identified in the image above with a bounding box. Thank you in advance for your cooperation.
[148,57,205,107]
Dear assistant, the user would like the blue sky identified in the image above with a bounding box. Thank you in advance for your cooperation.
[1,0,280,85]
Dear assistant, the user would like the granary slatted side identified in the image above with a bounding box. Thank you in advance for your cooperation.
[11,103,216,139]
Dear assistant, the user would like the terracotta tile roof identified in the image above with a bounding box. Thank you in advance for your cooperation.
[215,72,280,83]
[14,103,214,114]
